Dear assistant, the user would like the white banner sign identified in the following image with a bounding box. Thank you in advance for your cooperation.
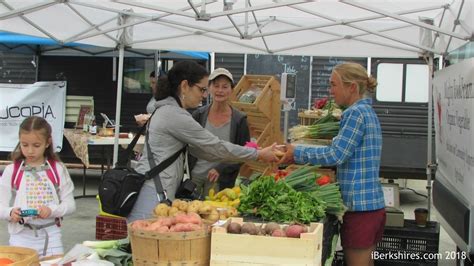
[433,58,474,203]
[0,81,66,152]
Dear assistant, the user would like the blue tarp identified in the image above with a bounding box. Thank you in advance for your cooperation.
[0,31,209,60]
[0,31,82,46]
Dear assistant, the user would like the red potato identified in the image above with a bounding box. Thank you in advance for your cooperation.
[271,229,286,237]
[285,224,307,238]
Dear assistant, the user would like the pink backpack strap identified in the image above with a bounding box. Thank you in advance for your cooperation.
[46,159,60,187]
[12,160,24,190]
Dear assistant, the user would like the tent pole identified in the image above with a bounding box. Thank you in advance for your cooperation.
[426,54,434,220]
[112,45,125,167]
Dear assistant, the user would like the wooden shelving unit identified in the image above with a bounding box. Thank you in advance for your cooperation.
[230,75,283,177]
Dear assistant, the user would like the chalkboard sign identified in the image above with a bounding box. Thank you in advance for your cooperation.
[246,54,311,130]
[311,57,367,100]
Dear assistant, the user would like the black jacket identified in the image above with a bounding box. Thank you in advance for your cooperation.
[188,105,250,189]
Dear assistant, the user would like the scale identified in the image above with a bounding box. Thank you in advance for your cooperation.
[280,73,297,142]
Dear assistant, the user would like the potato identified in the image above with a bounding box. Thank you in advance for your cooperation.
[272,229,286,237]
[264,222,280,235]
[177,201,189,212]
[172,199,183,208]
[227,222,241,234]
[153,203,170,217]
[168,206,180,217]
[241,222,258,235]
[285,224,307,238]
[198,204,212,214]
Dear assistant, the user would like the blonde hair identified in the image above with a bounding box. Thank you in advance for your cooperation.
[9,116,60,162]
[333,62,377,94]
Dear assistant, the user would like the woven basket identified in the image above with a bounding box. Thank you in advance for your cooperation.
[0,246,39,265]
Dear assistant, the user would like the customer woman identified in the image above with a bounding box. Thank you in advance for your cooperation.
[278,62,385,266]
[189,68,250,195]
[128,61,277,222]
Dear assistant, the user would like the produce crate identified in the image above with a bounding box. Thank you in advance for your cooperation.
[128,222,211,265]
[210,217,323,265]
[374,219,440,265]
[230,75,283,177]
[96,215,128,240]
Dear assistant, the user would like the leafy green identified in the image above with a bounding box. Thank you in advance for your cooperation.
[238,176,326,223]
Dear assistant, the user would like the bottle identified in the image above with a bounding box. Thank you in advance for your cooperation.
[89,117,97,135]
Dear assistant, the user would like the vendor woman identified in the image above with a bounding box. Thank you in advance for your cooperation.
[278,62,385,266]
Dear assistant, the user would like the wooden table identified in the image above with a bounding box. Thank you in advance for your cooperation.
[63,129,144,198]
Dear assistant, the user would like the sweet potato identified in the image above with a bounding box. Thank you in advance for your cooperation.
[130,220,151,230]
[170,223,202,232]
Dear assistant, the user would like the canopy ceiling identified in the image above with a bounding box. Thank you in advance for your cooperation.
[0,0,472,58]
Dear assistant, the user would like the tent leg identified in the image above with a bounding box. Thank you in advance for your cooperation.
[112,45,124,167]
[426,55,434,220]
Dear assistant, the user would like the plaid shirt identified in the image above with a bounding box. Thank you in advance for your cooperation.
[295,98,385,211]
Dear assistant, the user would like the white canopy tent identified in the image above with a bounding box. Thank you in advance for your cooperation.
[0,1,472,201]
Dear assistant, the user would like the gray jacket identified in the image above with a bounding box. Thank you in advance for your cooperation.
[134,96,257,200]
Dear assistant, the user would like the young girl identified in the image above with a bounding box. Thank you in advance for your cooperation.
[0,116,76,257]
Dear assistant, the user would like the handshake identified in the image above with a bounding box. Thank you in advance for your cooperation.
[256,143,294,164]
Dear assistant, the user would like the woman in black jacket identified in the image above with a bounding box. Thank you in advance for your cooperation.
[188,68,250,195]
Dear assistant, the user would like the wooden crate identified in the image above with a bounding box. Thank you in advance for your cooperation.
[128,223,211,265]
[230,75,283,177]
[210,217,323,266]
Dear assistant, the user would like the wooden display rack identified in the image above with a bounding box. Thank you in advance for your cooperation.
[230,75,283,177]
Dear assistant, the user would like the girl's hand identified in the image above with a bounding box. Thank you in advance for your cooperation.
[37,206,52,219]
[10,207,21,223]
[207,169,220,182]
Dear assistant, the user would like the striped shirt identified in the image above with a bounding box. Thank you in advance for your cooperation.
[294,98,385,211]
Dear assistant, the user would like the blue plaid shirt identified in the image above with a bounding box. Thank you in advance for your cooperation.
[294,98,385,211]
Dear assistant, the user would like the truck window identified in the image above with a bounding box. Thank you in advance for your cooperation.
[376,62,429,103]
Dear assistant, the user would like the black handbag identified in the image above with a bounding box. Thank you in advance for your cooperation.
[98,112,185,217]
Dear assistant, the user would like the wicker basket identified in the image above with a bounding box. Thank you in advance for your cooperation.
[0,246,39,266]
[128,223,211,265]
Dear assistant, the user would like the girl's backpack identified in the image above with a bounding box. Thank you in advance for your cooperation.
[11,159,60,191]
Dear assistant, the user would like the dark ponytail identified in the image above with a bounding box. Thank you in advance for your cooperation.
[154,61,208,106]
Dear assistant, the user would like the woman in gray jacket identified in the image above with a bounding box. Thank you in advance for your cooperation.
[128,61,277,222]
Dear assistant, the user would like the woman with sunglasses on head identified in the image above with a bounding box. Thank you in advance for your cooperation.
[188,68,250,196]
[128,61,278,222]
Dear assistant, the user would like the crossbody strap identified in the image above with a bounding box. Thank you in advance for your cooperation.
[115,121,148,168]
[145,112,187,203]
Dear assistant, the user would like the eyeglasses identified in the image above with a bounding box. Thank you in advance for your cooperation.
[194,84,208,94]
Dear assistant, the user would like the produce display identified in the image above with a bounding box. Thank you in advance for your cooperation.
[205,186,241,208]
[130,213,205,233]
[152,199,239,224]
[238,165,346,223]
[292,97,343,140]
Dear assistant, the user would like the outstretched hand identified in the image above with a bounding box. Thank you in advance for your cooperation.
[257,143,279,163]
[276,143,295,164]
